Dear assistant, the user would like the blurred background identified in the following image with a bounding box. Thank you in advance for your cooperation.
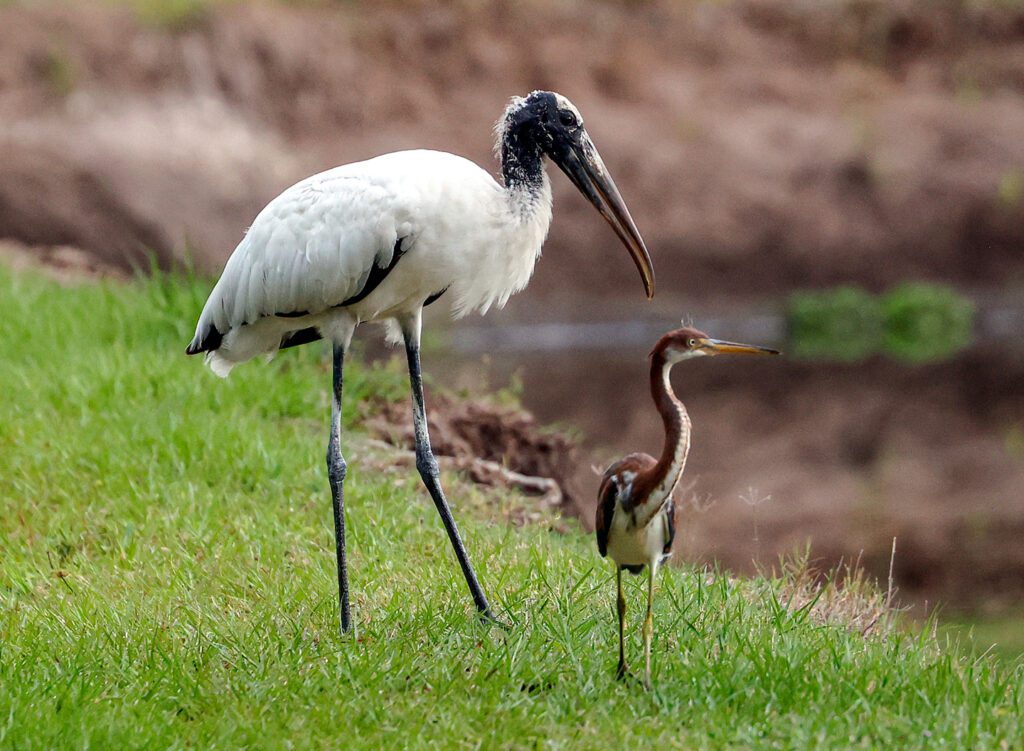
[2,0,1022,647]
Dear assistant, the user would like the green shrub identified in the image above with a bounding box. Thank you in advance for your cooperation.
[126,0,211,30]
[43,48,77,98]
[881,282,975,363]
[787,286,883,362]
[787,283,975,364]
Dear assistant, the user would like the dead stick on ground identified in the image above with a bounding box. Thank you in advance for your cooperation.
[361,438,563,507]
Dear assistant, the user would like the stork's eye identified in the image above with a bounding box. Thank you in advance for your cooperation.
[559,110,578,128]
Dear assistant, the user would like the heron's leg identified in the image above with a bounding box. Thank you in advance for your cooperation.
[400,313,496,622]
[616,566,629,680]
[642,562,657,689]
[327,342,351,635]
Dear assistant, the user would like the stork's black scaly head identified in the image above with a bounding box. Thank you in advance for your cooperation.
[499,91,583,161]
[653,325,781,363]
[498,91,655,299]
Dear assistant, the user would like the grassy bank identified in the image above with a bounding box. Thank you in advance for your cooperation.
[1,268,1022,749]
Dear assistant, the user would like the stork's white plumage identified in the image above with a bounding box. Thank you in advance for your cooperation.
[191,150,553,376]
[187,91,654,634]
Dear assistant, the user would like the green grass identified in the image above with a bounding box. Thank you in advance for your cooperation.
[942,611,1024,662]
[2,267,1022,749]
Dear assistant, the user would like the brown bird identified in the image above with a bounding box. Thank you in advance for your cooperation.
[596,326,779,687]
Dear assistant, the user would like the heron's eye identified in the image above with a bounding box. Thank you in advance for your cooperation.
[687,338,697,348]
[559,110,578,128]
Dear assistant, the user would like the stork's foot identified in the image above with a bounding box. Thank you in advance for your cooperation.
[615,661,632,682]
[479,608,512,632]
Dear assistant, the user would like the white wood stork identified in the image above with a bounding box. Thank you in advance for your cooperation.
[186,91,654,634]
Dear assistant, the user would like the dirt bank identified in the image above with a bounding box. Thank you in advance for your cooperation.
[2,0,1023,307]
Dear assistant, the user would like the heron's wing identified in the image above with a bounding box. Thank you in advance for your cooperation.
[595,472,618,558]
[187,168,412,354]
[596,453,657,556]
[662,497,676,556]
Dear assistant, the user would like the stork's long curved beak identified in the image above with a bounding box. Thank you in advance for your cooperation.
[553,132,655,299]
[700,338,781,356]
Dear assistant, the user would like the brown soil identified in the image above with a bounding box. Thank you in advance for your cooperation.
[0,238,129,282]
[363,389,581,513]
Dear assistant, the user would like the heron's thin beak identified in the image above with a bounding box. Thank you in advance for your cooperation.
[553,132,655,299]
[700,338,781,356]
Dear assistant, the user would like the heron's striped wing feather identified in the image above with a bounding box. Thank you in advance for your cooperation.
[662,497,676,556]
[596,452,657,558]
[595,472,618,558]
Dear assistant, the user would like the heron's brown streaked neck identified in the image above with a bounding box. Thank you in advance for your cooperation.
[644,349,691,499]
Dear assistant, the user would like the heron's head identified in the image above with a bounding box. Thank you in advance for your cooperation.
[498,91,654,299]
[654,326,781,363]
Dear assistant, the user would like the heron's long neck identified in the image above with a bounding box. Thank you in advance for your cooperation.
[635,352,691,526]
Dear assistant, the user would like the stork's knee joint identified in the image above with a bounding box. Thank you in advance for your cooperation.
[415,450,439,479]
[326,447,348,483]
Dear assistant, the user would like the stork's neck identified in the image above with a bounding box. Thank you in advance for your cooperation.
[500,122,548,215]
[641,351,692,514]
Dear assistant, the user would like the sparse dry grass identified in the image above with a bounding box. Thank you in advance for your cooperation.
[763,547,901,640]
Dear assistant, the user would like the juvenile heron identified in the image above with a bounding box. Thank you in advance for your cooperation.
[596,326,778,686]
[187,91,654,634]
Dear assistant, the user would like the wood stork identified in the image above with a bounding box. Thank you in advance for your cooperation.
[186,91,655,634]
[596,326,778,686]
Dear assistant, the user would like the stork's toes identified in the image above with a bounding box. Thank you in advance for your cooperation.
[479,608,513,632]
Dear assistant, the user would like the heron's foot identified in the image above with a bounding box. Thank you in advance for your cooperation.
[616,663,651,690]
[643,670,653,691]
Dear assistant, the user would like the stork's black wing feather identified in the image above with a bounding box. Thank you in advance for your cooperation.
[185,324,223,355]
[186,238,409,357]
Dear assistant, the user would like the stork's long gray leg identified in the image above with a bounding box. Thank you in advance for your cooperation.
[400,312,496,623]
[327,341,351,635]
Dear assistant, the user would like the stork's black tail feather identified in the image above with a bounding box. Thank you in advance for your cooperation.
[185,325,223,355]
[280,327,323,350]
